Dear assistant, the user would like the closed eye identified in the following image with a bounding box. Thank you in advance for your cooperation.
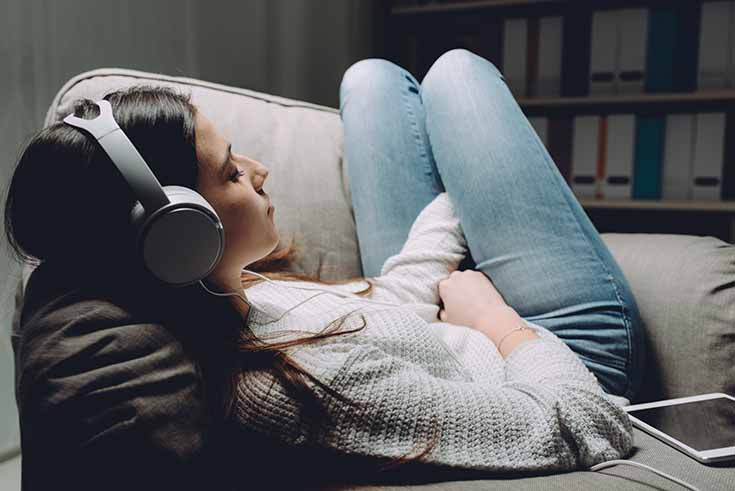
[229,169,246,182]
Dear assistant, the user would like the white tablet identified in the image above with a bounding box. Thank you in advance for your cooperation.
[623,392,735,464]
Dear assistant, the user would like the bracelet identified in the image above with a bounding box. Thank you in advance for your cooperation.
[496,321,532,352]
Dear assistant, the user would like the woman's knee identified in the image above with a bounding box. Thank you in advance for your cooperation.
[421,48,503,98]
[339,58,414,107]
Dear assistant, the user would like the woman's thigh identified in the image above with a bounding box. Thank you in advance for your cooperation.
[339,58,446,279]
[419,49,646,402]
[339,50,646,403]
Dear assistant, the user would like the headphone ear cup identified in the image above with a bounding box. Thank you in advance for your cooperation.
[131,185,225,286]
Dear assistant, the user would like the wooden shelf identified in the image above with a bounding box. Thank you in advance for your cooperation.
[391,0,684,17]
[579,198,735,212]
[517,90,735,115]
[392,0,559,16]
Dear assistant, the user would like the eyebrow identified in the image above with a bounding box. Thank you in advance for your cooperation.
[219,142,233,178]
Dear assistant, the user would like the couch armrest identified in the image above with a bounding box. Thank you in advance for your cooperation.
[601,233,735,403]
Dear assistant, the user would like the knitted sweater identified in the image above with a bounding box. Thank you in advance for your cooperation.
[236,192,635,474]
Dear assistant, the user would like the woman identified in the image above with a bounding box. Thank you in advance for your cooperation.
[6,49,642,488]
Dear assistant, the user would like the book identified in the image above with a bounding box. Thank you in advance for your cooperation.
[697,1,731,90]
[662,114,695,200]
[673,2,702,92]
[617,9,649,94]
[692,112,726,200]
[548,116,574,183]
[632,115,665,200]
[535,16,563,97]
[605,114,636,199]
[503,17,528,97]
[561,6,592,97]
[571,115,601,198]
[589,10,618,95]
[645,6,676,93]
[529,116,549,145]
[722,111,735,200]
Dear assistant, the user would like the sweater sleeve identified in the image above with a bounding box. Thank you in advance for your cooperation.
[235,331,635,474]
[367,192,468,306]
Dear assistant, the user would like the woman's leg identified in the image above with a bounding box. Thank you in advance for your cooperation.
[339,58,446,278]
[419,49,646,402]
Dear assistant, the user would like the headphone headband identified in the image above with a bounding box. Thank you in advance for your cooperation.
[63,99,170,213]
[62,98,225,287]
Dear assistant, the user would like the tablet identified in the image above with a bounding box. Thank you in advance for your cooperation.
[623,392,735,464]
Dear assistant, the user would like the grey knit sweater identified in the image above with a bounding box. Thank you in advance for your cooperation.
[236,192,635,473]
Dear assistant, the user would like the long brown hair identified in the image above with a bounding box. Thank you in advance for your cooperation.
[4,85,439,481]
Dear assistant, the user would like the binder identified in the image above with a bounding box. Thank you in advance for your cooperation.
[722,111,735,200]
[617,9,649,94]
[536,16,563,97]
[503,17,528,97]
[697,1,731,90]
[662,114,695,200]
[527,17,540,97]
[604,114,636,199]
[548,116,574,183]
[561,6,592,97]
[632,115,664,200]
[645,6,676,93]
[673,2,702,92]
[692,112,726,200]
[571,115,600,198]
[589,10,618,95]
[529,117,549,146]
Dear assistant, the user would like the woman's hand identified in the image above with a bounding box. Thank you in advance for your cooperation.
[437,269,508,328]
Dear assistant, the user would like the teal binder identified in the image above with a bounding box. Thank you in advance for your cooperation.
[645,7,677,93]
[633,116,665,199]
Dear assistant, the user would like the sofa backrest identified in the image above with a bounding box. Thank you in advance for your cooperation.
[9,68,735,408]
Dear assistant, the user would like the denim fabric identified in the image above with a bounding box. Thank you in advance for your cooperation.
[339,49,645,402]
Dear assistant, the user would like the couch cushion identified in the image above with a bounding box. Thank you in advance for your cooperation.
[601,233,735,404]
[43,67,362,281]
[311,427,735,490]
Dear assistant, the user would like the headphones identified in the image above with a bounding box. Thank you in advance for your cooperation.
[61,98,404,305]
[63,98,225,287]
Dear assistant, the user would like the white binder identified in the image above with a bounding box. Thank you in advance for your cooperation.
[503,17,528,98]
[571,115,600,198]
[692,112,725,200]
[662,114,695,200]
[529,116,549,146]
[536,16,563,97]
[603,114,635,199]
[589,10,618,95]
[698,1,732,90]
[617,9,649,94]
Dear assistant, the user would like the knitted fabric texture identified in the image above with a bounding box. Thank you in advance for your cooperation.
[235,192,635,473]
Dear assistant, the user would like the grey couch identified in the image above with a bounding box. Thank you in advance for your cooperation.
[4,67,735,490]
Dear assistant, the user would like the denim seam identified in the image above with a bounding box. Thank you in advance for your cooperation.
[401,73,437,184]
[527,127,634,398]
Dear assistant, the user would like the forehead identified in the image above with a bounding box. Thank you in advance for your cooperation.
[194,109,226,168]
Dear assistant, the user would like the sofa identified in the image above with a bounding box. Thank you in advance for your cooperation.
[3,66,735,490]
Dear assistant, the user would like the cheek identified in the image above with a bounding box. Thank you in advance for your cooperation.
[219,193,262,234]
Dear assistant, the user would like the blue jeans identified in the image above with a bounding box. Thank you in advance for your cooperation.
[338,49,646,403]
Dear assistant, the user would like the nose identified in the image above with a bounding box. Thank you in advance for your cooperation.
[257,162,269,182]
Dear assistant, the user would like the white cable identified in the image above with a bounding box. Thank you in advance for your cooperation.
[589,459,701,491]
[202,275,701,490]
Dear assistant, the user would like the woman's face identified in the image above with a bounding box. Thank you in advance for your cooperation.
[193,109,278,288]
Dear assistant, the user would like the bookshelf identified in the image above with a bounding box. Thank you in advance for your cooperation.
[378,0,735,243]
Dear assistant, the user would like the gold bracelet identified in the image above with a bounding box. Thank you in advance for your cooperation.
[496,322,532,352]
